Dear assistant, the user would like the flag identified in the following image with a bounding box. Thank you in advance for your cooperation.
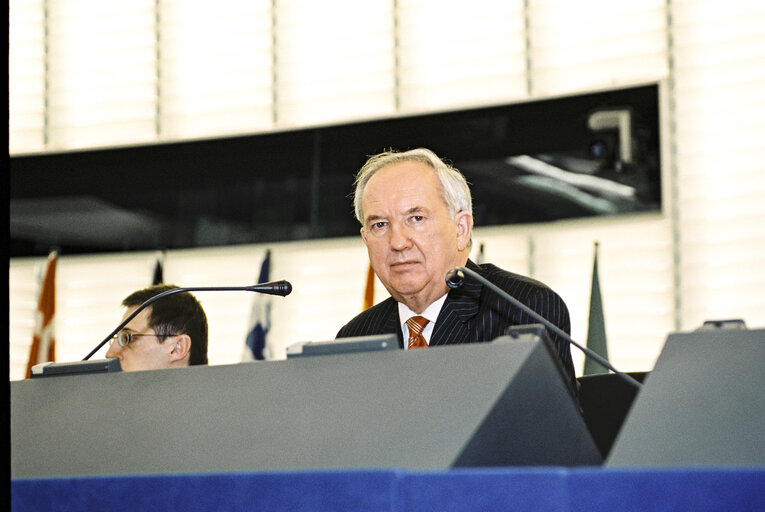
[363,263,375,310]
[26,251,58,378]
[243,250,271,361]
[152,254,164,285]
[584,242,609,375]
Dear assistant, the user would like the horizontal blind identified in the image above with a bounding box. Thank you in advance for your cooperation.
[7,238,376,379]
[162,246,271,365]
[54,254,158,362]
[274,0,396,127]
[9,0,46,153]
[46,0,157,150]
[531,217,675,373]
[671,1,765,329]
[267,242,372,358]
[9,0,675,154]
[470,228,531,277]
[9,219,675,380]
[528,0,668,96]
[158,0,274,139]
[396,0,528,112]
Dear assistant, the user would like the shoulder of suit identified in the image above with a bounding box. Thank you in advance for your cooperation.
[337,297,397,337]
[362,296,398,314]
[476,262,556,295]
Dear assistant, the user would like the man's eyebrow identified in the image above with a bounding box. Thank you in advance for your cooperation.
[365,207,427,224]
[403,206,427,215]
[364,214,386,224]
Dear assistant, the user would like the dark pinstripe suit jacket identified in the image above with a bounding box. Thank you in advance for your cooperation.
[336,259,577,394]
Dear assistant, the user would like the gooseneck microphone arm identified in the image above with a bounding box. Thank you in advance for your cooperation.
[446,267,642,390]
[83,281,292,361]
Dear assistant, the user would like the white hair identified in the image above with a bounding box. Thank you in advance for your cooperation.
[352,147,473,224]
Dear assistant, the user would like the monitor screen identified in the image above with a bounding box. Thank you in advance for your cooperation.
[10,83,662,256]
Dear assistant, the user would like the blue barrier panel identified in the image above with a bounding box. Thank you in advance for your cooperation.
[11,470,397,512]
[12,467,765,512]
[393,468,568,512]
[568,467,765,512]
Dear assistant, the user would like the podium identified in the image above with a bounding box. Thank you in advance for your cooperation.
[11,336,600,478]
[608,327,765,466]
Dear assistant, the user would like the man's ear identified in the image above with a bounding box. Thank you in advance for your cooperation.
[455,211,473,251]
[169,334,191,364]
[360,226,368,244]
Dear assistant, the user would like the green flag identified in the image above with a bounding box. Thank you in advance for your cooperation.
[584,242,609,375]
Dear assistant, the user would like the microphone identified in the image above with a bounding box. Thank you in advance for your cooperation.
[83,281,292,361]
[446,267,642,390]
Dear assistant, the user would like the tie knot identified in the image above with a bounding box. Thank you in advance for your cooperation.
[406,316,429,336]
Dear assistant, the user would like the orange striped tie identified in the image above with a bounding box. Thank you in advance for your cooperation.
[406,316,429,349]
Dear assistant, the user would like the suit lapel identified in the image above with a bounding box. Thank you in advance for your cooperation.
[381,302,405,348]
[430,261,482,346]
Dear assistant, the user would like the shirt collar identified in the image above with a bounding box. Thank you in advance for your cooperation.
[398,292,448,328]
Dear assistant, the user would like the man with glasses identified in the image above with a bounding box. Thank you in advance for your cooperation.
[106,284,209,371]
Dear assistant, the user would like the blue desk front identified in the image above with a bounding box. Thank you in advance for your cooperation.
[11,467,765,512]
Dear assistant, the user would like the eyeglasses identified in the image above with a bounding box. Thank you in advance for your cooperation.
[111,331,177,347]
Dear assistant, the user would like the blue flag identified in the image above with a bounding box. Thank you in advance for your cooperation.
[244,250,271,361]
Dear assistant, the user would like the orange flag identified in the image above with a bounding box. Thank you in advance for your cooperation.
[26,251,57,378]
[363,264,375,310]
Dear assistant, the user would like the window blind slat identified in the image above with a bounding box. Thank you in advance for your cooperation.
[159,0,274,139]
[397,0,527,111]
[532,219,674,373]
[45,0,157,150]
[9,0,46,153]
[528,0,668,95]
[274,0,395,126]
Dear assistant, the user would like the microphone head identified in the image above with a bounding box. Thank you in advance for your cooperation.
[277,280,293,296]
[445,269,465,289]
[247,280,293,296]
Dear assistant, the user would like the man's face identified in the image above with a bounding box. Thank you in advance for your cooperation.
[105,306,176,371]
[360,160,472,313]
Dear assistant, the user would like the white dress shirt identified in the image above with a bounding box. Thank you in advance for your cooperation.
[398,293,448,349]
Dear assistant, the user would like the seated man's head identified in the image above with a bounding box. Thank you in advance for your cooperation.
[353,148,474,313]
[106,284,208,371]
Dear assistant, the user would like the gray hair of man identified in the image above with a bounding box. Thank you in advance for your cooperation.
[352,147,474,225]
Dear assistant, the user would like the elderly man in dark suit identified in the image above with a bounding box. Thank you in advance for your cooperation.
[336,147,576,393]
